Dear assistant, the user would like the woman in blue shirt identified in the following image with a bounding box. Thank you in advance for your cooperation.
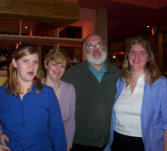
[105,38,167,151]
[0,46,67,151]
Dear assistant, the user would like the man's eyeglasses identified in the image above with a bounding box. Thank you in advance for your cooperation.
[87,43,103,50]
[129,50,148,57]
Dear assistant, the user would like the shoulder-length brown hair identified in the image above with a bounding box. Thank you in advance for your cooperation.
[5,45,43,96]
[122,38,161,85]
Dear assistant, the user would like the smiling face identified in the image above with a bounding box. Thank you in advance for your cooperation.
[45,60,66,82]
[85,34,107,66]
[12,53,39,84]
[128,44,149,72]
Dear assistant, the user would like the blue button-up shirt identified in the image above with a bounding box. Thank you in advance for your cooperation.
[0,84,67,151]
[105,76,167,151]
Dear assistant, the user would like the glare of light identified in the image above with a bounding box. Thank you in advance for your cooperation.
[16,43,19,49]
[112,56,116,59]
[24,26,28,29]
[146,25,150,28]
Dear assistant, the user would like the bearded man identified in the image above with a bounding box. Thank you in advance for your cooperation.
[63,33,121,151]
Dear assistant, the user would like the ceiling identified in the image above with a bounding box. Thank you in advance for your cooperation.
[0,0,167,44]
[79,0,167,42]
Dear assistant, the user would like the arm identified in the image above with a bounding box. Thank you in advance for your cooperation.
[160,78,167,151]
[164,130,167,151]
[48,89,67,151]
[65,85,76,150]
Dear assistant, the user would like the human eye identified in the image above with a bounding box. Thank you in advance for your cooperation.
[96,43,101,48]
[52,63,57,66]
[129,50,135,55]
[22,59,29,64]
[87,44,94,50]
[33,60,39,64]
[61,64,66,69]
[139,51,147,56]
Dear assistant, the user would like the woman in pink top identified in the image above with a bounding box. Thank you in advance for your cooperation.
[43,48,76,151]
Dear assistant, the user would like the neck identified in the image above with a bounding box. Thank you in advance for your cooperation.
[44,77,60,90]
[131,70,145,81]
[19,81,33,94]
[91,62,104,70]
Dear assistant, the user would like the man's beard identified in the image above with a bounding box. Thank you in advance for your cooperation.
[85,50,107,65]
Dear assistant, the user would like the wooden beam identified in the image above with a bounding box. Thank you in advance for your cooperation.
[0,34,82,46]
[0,0,80,27]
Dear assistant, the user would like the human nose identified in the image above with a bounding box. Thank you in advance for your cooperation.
[28,62,34,69]
[133,51,141,57]
[55,65,61,72]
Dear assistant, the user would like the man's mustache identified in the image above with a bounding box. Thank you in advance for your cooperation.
[92,50,102,56]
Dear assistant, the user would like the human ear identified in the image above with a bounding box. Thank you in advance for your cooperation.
[44,61,48,69]
[12,58,17,68]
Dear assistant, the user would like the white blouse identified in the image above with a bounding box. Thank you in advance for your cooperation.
[114,74,145,137]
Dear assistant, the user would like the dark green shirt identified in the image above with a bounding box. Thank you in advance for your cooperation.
[63,61,121,147]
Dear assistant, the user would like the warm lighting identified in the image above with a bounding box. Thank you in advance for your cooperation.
[29,29,33,36]
[146,25,150,28]
[24,26,28,29]
[16,43,19,49]
[112,55,116,59]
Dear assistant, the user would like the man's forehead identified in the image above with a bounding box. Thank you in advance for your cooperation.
[86,35,102,43]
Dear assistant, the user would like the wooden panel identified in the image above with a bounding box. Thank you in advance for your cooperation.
[0,0,80,27]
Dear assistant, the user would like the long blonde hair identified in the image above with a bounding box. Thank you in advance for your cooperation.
[122,38,161,85]
[5,46,43,96]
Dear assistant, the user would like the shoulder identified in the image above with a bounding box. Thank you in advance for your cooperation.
[66,61,87,73]
[61,81,75,93]
[152,76,167,87]
[63,62,88,82]
[116,78,125,88]
[39,84,55,95]
[61,80,74,88]
[0,85,6,94]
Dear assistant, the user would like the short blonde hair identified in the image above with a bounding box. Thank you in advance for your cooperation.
[45,48,69,67]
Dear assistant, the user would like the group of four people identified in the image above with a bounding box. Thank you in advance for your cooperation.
[0,33,167,151]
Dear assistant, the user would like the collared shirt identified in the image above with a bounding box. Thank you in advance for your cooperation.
[105,76,167,151]
[0,84,67,151]
[63,61,121,147]
[88,61,107,83]
[114,74,145,137]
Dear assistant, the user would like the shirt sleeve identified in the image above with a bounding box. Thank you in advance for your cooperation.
[159,77,167,130]
[65,85,76,147]
[48,88,67,151]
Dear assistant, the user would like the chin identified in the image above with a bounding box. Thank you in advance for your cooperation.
[86,51,107,65]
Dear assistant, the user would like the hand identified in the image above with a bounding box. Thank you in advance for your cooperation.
[0,133,10,151]
[67,147,71,151]
[0,144,10,151]
[0,134,10,146]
